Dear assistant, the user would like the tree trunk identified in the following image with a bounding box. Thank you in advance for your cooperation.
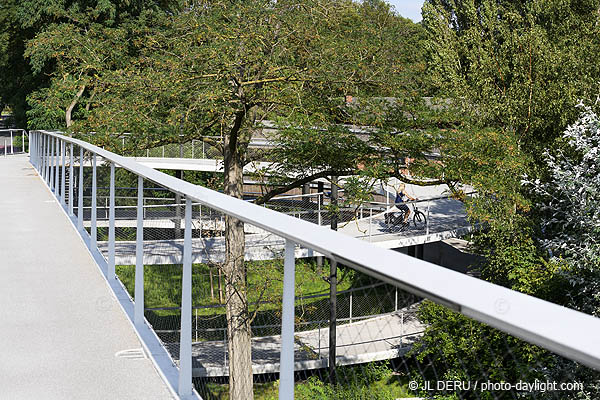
[223,132,254,400]
[66,85,85,128]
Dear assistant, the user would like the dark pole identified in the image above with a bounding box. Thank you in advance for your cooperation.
[175,170,183,239]
[329,177,338,384]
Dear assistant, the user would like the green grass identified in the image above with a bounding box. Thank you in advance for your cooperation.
[196,362,417,400]
[116,259,352,316]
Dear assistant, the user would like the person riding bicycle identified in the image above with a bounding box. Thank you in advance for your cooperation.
[385,183,416,225]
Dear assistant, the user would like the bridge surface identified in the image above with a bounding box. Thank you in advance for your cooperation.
[0,155,173,399]
[167,306,424,377]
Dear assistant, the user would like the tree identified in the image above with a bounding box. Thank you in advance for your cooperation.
[525,105,600,317]
[422,0,600,158]
[0,0,181,128]
[25,0,419,397]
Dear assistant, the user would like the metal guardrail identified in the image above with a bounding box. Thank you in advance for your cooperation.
[28,130,600,400]
[1,129,28,156]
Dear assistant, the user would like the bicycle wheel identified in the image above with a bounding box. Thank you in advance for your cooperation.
[413,210,426,230]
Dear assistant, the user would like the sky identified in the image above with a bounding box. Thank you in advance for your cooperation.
[386,0,426,22]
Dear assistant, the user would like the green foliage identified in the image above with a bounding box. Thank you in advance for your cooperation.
[423,0,600,158]
[411,300,555,400]
[115,260,353,316]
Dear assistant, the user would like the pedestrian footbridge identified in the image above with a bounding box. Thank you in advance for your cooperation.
[2,131,600,400]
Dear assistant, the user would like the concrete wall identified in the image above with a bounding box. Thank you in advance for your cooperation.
[394,238,483,276]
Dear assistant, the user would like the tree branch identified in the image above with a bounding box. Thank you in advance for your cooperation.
[254,169,354,204]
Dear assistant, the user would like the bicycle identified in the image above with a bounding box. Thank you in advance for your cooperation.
[384,202,427,232]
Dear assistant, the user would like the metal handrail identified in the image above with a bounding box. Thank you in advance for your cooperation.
[28,130,600,399]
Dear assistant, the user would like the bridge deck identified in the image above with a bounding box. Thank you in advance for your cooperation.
[0,155,173,399]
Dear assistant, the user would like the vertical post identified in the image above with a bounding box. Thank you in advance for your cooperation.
[50,136,55,189]
[175,170,183,240]
[61,140,66,205]
[31,133,35,165]
[25,131,28,154]
[54,137,59,192]
[108,162,116,280]
[349,292,353,324]
[329,176,339,384]
[10,129,13,154]
[162,145,165,158]
[369,208,372,242]
[279,239,296,400]
[178,198,193,397]
[426,201,430,235]
[91,154,97,249]
[4,139,6,156]
[78,147,84,230]
[192,140,195,158]
[43,135,48,182]
[328,259,337,385]
[318,326,321,359]
[135,176,145,326]
[395,288,398,312]
[400,311,404,347]
[317,195,322,226]
[69,144,74,215]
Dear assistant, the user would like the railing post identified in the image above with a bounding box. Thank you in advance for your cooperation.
[44,135,48,183]
[135,176,145,326]
[426,201,430,235]
[108,162,116,280]
[369,208,372,242]
[3,139,6,157]
[61,140,66,205]
[349,291,354,323]
[10,129,13,154]
[31,132,35,165]
[279,239,296,400]
[54,137,59,192]
[400,311,404,347]
[50,136,55,190]
[24,130,28,154]
[69,144,74,215]
[317,195,321,226]
[395,288,398,312]
[91,154,97,249]
[178,198,193,397]
[78,147,84,230]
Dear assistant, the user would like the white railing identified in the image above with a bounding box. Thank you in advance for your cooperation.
[1,129,28,156]
[28,130,600,399]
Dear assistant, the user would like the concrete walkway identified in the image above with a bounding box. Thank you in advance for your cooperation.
[0,155,173,399]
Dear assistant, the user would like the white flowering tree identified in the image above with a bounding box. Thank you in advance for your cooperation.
[525,105,600,317]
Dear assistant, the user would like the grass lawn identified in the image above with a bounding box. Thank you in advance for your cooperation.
[116,259,353,317]
[195,362,417,400]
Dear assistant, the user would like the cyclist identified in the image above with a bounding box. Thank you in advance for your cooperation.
[385,183,416,226]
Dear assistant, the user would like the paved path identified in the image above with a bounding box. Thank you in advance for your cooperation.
[164,305,425,377]
[0,155,173,399]
[97,198,471,265]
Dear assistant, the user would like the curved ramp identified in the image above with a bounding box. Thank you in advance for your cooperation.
[164,306,425,377]
[98,197,472,265]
